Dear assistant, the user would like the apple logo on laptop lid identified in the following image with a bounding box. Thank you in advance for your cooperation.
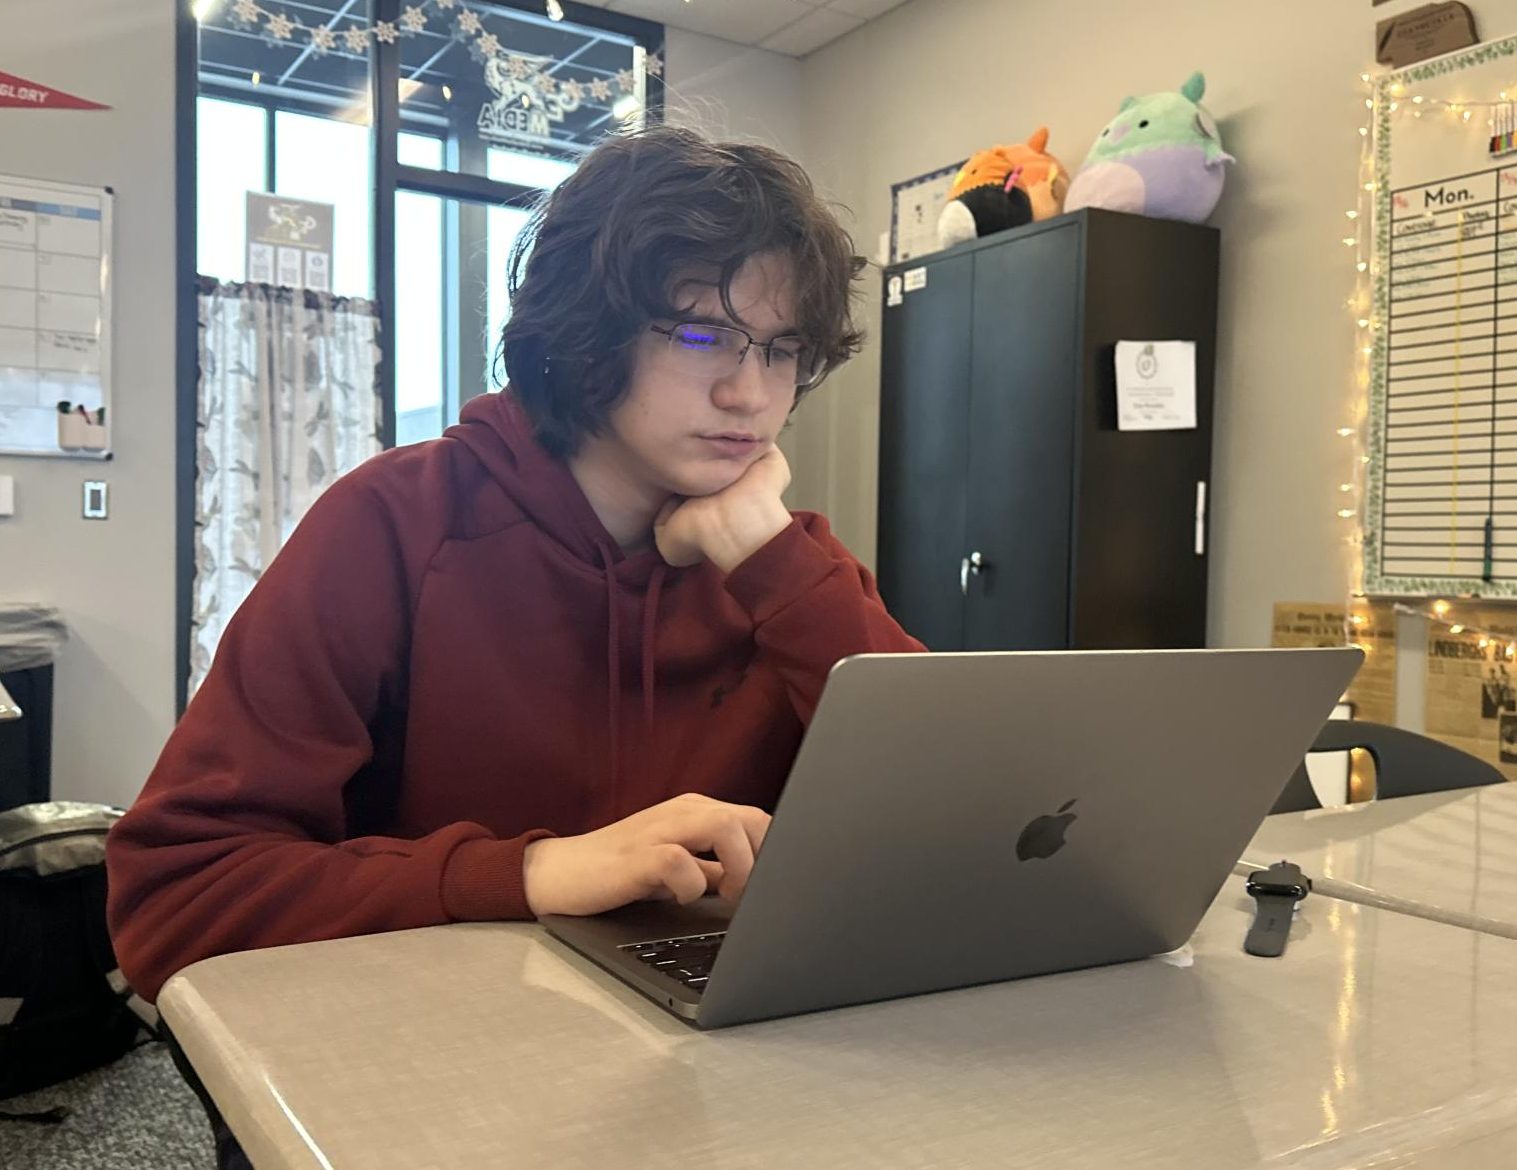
[1016,799,1078,862]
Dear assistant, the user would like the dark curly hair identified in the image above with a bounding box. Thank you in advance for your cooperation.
[498,125,866,457]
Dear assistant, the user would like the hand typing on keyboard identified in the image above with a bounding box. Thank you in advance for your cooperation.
[523,793,771,917]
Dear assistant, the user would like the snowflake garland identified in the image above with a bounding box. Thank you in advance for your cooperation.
[204,0,657,111]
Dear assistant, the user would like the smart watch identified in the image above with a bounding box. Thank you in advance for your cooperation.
[1243,860,1310,958]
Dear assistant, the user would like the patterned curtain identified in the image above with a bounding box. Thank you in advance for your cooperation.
[191,278,383,695]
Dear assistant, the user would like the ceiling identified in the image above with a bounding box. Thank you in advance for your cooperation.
[573,0,911,57]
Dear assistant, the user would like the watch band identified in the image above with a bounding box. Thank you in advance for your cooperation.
[1244,860,1310,958]
[1244,891,1299,957]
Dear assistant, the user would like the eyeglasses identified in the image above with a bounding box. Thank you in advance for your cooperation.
[649,322,823,388]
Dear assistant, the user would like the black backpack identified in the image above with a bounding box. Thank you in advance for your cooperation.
[0,802,156,1117]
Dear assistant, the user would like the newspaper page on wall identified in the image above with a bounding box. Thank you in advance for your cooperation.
[1424,604,1517,778]
[1270,601,1397,723]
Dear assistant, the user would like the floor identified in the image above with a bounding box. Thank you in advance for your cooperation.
[0,1042,214,1169]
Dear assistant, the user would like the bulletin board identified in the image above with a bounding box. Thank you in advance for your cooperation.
[0,173,113,458]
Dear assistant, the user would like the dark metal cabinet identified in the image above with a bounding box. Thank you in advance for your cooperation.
[878,209,1220,652]
[877,250,974,650]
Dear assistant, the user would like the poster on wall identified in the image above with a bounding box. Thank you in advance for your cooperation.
[889,161,966,266]
[0,173,112,458]
[246,193,334,292]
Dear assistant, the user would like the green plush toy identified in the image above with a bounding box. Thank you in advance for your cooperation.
[1065,72,1234,223]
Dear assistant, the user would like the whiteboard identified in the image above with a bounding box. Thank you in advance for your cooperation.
[0,173,112,458]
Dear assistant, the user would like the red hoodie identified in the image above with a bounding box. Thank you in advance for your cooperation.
[106,392,925,1000]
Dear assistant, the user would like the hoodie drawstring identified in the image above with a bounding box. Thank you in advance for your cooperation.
[598,544,622,804]
[456,397,675,811]
[599,545,668,811]
[642,565,666,738]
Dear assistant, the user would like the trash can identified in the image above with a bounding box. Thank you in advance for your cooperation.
[0,606,67,813]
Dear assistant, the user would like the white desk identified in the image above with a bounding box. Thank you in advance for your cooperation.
[1245,782,1517,938]
[161,875,1517,1170]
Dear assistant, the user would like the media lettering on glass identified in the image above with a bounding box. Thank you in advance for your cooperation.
[477,56,583,149]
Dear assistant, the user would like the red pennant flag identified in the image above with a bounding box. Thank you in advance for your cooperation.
[0,70,110,111]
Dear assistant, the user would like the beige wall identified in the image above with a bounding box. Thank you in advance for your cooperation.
[0,0,179,808]
[665,28,806,162]
[790,0,1517,647]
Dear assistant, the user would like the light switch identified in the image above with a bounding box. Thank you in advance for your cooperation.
[0,475,13,517]
[83,480,108,520]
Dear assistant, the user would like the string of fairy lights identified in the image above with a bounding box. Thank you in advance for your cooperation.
[1337,71,1379,611]
[1395,601,1517,657]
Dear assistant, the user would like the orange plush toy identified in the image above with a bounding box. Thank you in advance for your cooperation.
[936,128,1069,250]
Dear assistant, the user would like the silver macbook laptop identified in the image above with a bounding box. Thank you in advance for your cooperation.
[543,647,1363,1029]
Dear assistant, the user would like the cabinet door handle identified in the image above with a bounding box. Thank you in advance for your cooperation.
[960,551,985,596]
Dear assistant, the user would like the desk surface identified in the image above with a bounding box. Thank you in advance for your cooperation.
[161,875,1517,1170]
[1246,782,1517,936]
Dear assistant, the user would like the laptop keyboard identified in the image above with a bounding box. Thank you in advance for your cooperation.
[619,932,727,994]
